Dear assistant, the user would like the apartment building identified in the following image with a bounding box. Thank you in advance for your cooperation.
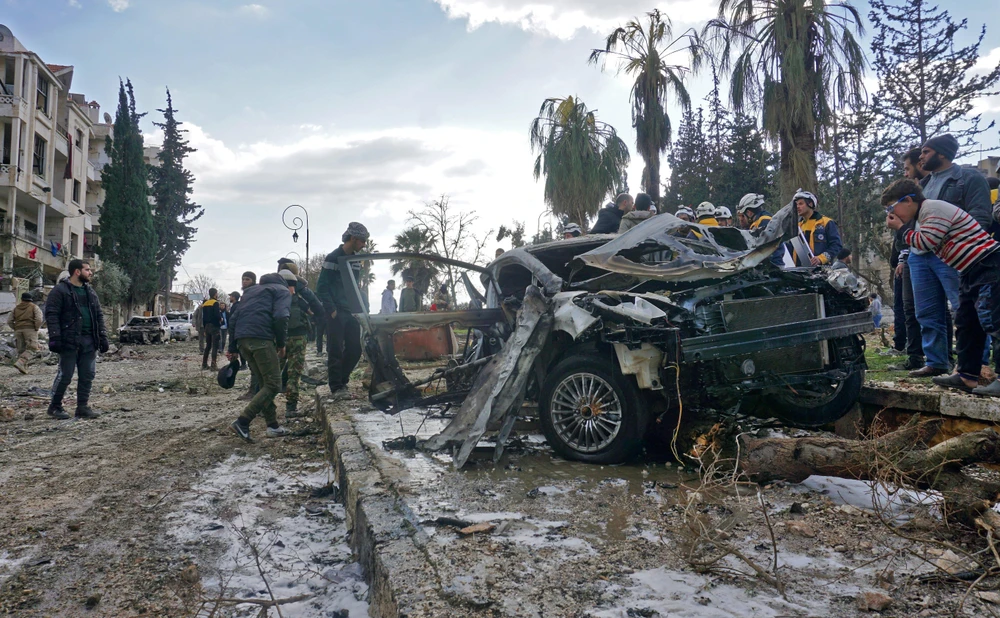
[0,23,111,292]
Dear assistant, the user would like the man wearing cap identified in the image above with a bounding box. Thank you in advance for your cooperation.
[316,222,369,399]
[278,266,324,416]
[904,134,993,378]
[590,193,633,234]
[7,293,42,374]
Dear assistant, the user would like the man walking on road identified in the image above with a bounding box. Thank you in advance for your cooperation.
[316,222,369,400]
[44,259,109,420]
[7,293,42,374]
[228,272,292,441]
[200,288,223,371]
[381,280,397,314]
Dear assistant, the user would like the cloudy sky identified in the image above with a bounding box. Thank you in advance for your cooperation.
[4,0,999,298]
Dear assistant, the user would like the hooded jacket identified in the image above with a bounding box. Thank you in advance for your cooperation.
[200,298,222,329]
[44,280,108,351]
[618,210,654,233]
[288,277,325,338]
[8,300,43,331]
[228,273,292,352]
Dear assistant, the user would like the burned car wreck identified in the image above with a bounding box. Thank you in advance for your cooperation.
[338,203,873,467]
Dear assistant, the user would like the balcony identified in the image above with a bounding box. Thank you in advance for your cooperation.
[0,94,28,118]
[0,163,23,186]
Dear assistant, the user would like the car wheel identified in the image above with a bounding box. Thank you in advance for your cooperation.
[767,366,864,427]
[539,355,648,464]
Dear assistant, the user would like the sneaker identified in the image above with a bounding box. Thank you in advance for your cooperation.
[329,387,352,401]
[13,359,27,374]
[285,410,307,419]
[202,363,209,371]
[210,362,219,372]
[230,419,252,442]
[901,356,925,371]
[236,391,254,401]
[265,425,289,438]
[75,406,101,419]
[47,405,70,420]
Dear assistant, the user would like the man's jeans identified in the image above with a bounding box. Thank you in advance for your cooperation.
[892,272,907,351]
[203,324,221,367]
[908,252,960,370]
[957,254,1000,378]
[900,263,923,359]
[51,340,97,409]
[238,338,280,425]
[327,312,362,390]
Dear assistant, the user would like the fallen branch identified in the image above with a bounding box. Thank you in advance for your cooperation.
[208,594,311,607]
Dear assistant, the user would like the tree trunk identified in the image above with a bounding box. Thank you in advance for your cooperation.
[644,152,661,205]
[690,417,1000,528]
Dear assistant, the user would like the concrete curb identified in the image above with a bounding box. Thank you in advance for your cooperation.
[861,385,1000,423]
[316,386,454,618]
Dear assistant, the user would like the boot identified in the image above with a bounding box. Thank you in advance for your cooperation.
[14,359,27,374]
[75,406,101,419]
[47,404,70,420]
[210,361,219,372]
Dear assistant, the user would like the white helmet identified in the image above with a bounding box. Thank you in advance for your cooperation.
[696,201,716,218]
[676,206,695,219]
[737,193,765,214]
[716,206,733,219]
[793,189,818,209]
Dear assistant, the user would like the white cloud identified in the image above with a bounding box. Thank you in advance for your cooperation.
[239,4,270,18]
[433,0,714,39]
[171,123,545,290]
[68,0,82,8]
[107,0,130,12]
[973,46,1000,74]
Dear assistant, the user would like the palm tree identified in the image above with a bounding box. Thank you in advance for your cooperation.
[589,10,701,205]
[390,226,440,303]
[529,96,630,228]
[706,0,866,202]
[358,239,377,301]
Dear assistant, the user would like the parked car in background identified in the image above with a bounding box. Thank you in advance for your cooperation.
[119,315,170,344]
[165,311,194,341]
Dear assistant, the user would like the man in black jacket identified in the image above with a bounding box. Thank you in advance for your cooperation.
[200,288,223,371]
[44,259,109,420]
[315,222,369,399]
[589,193,633,234]
[227,273,292,441]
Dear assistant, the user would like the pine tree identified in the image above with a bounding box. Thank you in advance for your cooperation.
[97,79,158,308]
[726,114,777,205]
[663,108,709,210]
[703,67,732,204]
[150,89,203,307]
[870,0,1000,146]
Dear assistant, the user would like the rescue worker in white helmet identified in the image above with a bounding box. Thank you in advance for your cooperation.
[785,189,843,266]
[695,202,719,227]
[716,206,734,227]
[736,193,773,232]
[675,206,695,222]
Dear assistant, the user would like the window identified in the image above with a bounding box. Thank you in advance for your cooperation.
[75,128,83,150]
[32,134,46,178]
[72,179,81,203]
[36,77,49,115]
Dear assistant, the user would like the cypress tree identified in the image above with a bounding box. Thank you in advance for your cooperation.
[150,89,203,307]
[663,108,709,210]
[870,0,1000,146]
[97,79,158,308]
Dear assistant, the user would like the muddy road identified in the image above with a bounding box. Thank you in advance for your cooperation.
[0,341,367,617]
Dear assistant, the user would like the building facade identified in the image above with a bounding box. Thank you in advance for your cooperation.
[0,24,111,292]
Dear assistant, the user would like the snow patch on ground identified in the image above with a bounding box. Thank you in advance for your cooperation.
[165,454,369,617]
[0,548,34,586]
[796,475,939,520]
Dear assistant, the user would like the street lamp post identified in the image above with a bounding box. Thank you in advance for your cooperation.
[282,205,310,276]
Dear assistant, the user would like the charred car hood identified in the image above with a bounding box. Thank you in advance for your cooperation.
[571,202,798,283]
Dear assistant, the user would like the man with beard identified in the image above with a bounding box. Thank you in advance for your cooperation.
[904,134,993,378]
[44,259,109,419]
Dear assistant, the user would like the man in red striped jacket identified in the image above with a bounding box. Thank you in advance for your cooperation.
[883,179,1000,396]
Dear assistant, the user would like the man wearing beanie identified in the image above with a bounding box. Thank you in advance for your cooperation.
[316,222,369,400]
[7,293,43,374]
[903,134,994,378]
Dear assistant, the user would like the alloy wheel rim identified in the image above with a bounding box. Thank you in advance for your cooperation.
[549,372,623,453]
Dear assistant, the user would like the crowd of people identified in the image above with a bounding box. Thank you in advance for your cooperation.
[12,131,1000,439]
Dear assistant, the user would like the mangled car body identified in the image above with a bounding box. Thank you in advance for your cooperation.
[118,315,171,344]
[338,203,873,466]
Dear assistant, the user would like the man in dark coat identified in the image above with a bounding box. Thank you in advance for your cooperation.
[44,259,109,419]
[227,272,292,441]
[315,222,369,399]
[589,193,634,234]
[200,288,223,371]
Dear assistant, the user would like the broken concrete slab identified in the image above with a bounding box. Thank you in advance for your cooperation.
[861,385,1000,423]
